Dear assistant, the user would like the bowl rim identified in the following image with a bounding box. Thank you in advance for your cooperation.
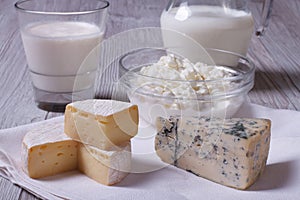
[119,47,255,84]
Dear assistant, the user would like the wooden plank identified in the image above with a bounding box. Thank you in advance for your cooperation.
[19,190,40,200]
[247,0,300,110]
[0,0,47,129]
[0,178,22,200]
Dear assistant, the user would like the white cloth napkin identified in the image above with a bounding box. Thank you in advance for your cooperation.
[0,103,300,200]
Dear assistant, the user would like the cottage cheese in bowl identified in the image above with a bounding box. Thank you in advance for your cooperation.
[118,48,254,124]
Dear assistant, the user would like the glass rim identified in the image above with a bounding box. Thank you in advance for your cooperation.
[14,0,109,15]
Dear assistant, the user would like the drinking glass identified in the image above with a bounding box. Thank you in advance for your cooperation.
[15,0,109,112]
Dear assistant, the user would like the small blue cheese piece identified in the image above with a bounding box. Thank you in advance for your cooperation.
[155,116,271,190]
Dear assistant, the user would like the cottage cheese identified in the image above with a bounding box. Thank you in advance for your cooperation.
[126,54,244,123]
[137,54,235,99]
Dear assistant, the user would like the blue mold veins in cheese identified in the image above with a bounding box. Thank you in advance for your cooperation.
[155,116,271,190]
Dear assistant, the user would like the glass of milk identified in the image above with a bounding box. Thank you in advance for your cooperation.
[15,0,109,112]
[161,0,273,65]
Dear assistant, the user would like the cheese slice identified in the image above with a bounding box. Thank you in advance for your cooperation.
[22,122,78,179]
[78,142,131,185]
[65,99,139,150]
[155,116,271,190]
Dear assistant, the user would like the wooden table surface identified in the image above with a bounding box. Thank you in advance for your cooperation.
[1,0,299,199]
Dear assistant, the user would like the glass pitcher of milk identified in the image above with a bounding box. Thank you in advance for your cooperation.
[160,0,273,64]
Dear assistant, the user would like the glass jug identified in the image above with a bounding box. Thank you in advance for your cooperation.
[161,0,273,61]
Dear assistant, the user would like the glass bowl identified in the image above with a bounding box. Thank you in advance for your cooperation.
[117,48,255,124]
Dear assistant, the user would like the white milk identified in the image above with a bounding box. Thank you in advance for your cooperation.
[21,21,104,92]
[160,5,254,65]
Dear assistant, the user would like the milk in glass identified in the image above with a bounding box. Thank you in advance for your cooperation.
[21,21,104,93]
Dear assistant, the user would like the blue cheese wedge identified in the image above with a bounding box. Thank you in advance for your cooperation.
[155,116,271,190]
